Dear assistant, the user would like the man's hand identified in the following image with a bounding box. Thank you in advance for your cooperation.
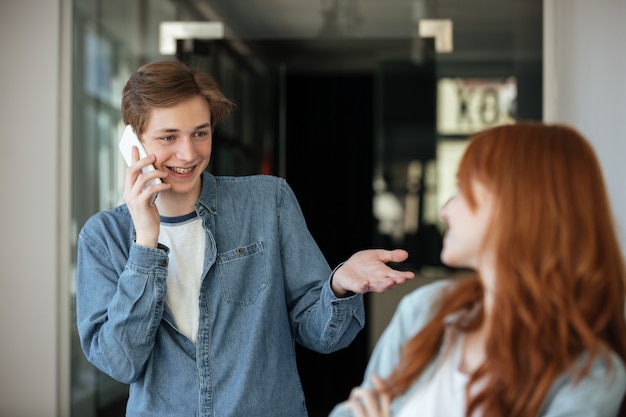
[331,249,415,297]
[124,147,170,248]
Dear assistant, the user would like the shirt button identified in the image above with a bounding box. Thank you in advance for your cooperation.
[159,260,168,267]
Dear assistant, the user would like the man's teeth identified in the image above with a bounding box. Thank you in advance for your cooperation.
[170,166,193,174]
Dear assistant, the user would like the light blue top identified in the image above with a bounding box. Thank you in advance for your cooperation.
[329,280,626,417]
[76,172,365,417]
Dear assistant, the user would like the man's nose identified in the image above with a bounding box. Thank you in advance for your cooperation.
[176,137,197,160]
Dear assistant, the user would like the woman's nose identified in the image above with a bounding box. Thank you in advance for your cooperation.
[440,196,453,219]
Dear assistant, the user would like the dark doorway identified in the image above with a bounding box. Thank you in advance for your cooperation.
[285,73,374,416]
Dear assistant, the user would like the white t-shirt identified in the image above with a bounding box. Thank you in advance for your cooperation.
[396,335,469,417]
[158,212,205,344]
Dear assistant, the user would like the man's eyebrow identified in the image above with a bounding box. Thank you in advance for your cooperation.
[152,123,211,134]
[154,128,180,133]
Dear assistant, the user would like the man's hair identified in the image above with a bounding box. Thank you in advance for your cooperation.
[121,60,235,134]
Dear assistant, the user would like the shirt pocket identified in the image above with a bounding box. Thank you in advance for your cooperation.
[216,242,267,306]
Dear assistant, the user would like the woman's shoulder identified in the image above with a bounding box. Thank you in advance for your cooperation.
[386,279,456,335]
[398,279,456,312]
[543,349,626,415]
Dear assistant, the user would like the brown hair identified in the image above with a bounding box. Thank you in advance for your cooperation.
[121,60,235,135]
[382,122,626,416]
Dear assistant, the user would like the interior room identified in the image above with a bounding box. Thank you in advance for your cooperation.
[2,1,625,416]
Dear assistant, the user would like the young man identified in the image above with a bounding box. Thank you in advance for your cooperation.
[76,60,415,417]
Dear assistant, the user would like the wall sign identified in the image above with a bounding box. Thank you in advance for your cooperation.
[437,77,517,136]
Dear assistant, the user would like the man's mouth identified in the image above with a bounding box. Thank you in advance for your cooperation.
[169,166,194,174]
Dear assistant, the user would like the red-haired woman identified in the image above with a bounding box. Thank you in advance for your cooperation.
[330,122,626,417]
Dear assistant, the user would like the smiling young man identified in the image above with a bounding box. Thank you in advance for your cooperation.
[75,60,415,417]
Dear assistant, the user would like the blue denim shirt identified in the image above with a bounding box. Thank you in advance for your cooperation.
[76,172,365,417]
[330,280,626,417]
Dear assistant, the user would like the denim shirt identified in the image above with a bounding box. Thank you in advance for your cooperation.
[76,172,365,417]
[329,280,626,417]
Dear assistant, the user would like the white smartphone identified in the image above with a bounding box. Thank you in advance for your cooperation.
[119,124,162,205]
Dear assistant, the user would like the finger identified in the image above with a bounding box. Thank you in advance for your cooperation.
[351,387,383,416]
[368,269,414,286]
[374,248,409,263]
[378,394,391,417]
[370,375,384,389]
[124,147,141,188]
[366,275,416,293]
[367,377,391,417]
[383,268,415,281]
[365,281,395,294]
[124,153,153,195]
[355,280,372,294]
[373,260,415,280]
[347,388,369,417]
[137,168,168,187]
[127,157,169,198]
[387,248,410,263]
[131,145,140,163]
[131,153,157,173]
[344,400,367,417]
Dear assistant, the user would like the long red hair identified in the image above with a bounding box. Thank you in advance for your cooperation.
[382,122,626,416]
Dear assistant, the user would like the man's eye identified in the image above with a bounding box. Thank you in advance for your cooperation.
[195,131,207,138]
[163,136,175,141]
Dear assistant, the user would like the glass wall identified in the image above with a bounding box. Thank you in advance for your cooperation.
[70,1,177,415]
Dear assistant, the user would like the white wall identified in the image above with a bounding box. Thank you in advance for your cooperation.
[544,0,626,254]
[0,0,68,416]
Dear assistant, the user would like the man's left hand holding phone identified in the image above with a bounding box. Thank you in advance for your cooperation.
[119,125,168,248]
[119,125,164,206]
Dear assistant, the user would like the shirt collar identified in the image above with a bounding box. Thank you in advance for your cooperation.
[196,171,218,216]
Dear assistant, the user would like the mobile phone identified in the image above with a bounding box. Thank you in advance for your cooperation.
[119,124,162,205]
